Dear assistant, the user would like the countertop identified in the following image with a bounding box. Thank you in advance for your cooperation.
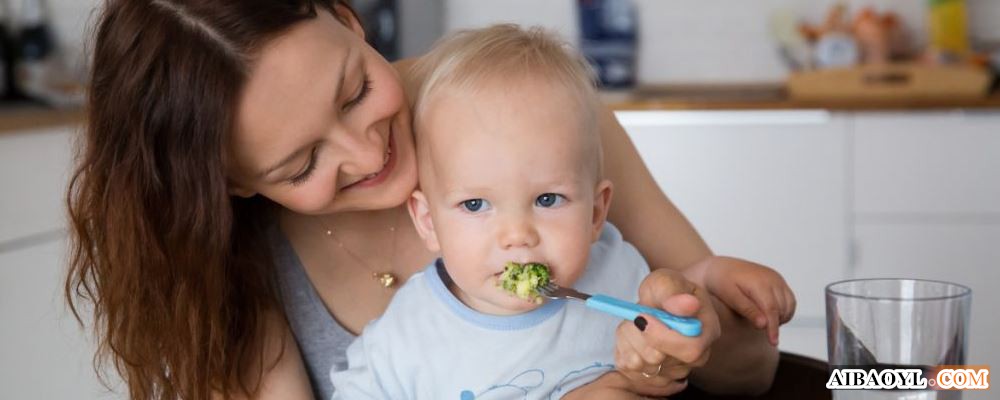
[2,85,1000,134]
[0,105,85,135]
[603,84,1000,111]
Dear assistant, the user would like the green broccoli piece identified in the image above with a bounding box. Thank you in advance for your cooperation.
[498,261,551,303]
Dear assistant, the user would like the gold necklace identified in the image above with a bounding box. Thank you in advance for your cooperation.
[317,211,401,289]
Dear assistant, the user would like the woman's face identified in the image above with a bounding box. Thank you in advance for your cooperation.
[229,6,417,215]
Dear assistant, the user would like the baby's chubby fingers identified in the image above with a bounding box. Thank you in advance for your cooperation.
[781,287,797,323]
[722,285,769,330]
[746,285,781,346]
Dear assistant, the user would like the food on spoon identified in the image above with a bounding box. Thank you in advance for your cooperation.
[498,262,551,304]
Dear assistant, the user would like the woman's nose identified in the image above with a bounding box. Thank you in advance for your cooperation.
[332,125,384,176]
[498,216,540,250]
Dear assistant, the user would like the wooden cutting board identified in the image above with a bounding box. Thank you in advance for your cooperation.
[787,64,992,101]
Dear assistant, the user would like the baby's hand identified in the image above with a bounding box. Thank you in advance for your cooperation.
[697,256,796,346]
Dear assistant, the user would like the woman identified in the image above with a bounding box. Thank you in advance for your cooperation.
[66,1,779,399]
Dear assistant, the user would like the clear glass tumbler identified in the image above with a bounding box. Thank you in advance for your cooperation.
[826,279,972,400]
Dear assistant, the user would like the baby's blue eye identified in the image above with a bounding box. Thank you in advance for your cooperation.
[461,198,491,213]
[535,193,566,208]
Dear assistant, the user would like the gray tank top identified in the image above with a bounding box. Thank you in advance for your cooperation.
[271,228,355,400]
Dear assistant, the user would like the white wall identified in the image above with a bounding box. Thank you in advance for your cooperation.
[35,0,1000,84]
[443,0,1000,84]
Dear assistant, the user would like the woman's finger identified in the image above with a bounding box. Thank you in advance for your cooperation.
[659,292,701,318]
[620,318,669,366]
[636,313,711,366]
[661,364,692,381]
[615,323,644,372]
[638,269,696,311]
[616,322,652,372]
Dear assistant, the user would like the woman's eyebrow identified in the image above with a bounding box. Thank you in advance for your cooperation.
[255,48,355,180]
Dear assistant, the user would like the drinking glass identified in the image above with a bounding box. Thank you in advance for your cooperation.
[826,279,972,400]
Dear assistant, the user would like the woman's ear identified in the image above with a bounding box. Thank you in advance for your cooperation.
[590,179,614,242]
[227,180,257,198]
[332,2,365,40]
[407,190,441,252]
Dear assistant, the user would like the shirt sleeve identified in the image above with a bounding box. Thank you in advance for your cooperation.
[329,329,399,400]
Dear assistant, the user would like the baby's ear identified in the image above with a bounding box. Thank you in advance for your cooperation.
[407,190,441,252]
[590,179,614,242]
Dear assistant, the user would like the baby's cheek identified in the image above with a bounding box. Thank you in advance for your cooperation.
[548,227,592,284]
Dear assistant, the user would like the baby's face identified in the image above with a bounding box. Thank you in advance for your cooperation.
[410,78,611,315]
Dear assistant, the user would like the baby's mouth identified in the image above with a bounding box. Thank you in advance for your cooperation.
[496,261,552,304]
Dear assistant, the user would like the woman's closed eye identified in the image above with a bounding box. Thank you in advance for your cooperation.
[342,73,372,111]
[535,193,566,208]
[460,198,492,213]
[288,147,319,186]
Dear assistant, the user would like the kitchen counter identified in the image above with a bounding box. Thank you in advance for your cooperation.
[0,105,84,135]
[3,85,1000,135]
[603,84,1000,111]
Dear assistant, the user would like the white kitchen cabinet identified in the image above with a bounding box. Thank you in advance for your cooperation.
[853,224,1000,385]
[0,126,79,245]
[0,239,123,399]
[853,111,1000,216]
[618,110,850,320]
[851,110,1000,384]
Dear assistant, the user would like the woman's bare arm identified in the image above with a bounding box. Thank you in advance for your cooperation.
[222,313,314,400]
[597,104,779,394]
[598,104,710,271]
[691,294,780,395]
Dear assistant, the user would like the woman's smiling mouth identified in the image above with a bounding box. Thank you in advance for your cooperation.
[338,131,396,191]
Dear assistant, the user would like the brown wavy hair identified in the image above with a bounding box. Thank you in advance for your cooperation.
[65,1,355,398]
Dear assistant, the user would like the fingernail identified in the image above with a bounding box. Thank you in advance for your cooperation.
[634,316,648,331]
[676,378,688,385]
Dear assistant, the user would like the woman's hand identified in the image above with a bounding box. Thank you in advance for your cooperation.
[613,268,722,397]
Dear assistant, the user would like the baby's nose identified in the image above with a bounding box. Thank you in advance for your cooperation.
[498,217,540,249]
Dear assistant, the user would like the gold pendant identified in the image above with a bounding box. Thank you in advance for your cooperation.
[373,272,397,288]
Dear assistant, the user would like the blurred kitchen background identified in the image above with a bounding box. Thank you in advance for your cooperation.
[2,0,998,398]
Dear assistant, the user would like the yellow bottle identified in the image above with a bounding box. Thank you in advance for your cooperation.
[927,0,970,54]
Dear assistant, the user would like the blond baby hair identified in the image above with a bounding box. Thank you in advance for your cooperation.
[409,24,603,174]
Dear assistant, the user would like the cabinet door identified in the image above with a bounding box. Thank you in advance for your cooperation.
[853,111,1000,216]
[854,224,1000,384]
[0,127,78,245]
[618,110,849,320]
[0,239,122,399]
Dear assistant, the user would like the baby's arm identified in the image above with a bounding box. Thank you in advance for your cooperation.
[562,371,647,400]
[687,256,797,346]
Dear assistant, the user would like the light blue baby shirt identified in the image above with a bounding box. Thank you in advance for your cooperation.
[330,223,649,400]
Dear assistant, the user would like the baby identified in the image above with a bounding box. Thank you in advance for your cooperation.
[331,24,649,399]
[331,25,793,399]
